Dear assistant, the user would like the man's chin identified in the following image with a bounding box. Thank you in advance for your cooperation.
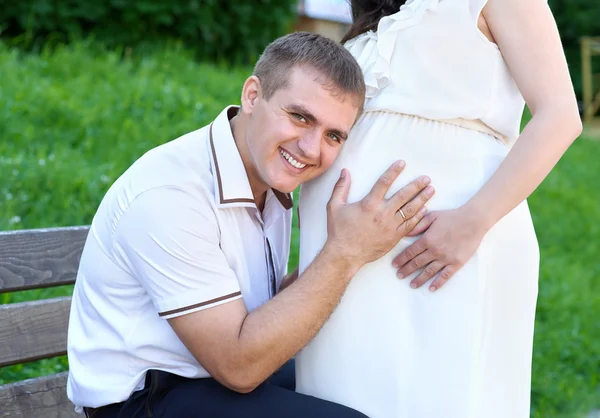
[269,171,318,193]
[269,179,301,194]
[271,184,297,194]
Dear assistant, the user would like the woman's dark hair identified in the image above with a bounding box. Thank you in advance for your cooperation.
[341,0,407,44]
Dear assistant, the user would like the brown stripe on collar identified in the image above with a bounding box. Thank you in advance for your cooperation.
[209,122,255,205]
[273,189,293,210]
[210,117,293,210]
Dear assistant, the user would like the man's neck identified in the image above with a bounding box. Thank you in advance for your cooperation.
[230,113,269,212]
[255,192,267,213]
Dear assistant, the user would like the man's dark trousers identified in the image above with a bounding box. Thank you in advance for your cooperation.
[84,360,368,418]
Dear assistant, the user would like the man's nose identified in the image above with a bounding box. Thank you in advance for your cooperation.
[297,131,320,162]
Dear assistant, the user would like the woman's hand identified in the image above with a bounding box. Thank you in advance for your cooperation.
[391,207,489,292]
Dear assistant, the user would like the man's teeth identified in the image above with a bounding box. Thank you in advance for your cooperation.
[280,149,307,169]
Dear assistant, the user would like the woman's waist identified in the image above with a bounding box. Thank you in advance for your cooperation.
[361,108,509,145]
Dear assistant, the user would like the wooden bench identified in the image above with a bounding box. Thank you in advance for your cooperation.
[0,226,89,418]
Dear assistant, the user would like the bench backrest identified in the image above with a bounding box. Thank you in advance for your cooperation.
[0,226,89,418]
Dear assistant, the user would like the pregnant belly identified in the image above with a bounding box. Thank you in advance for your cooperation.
[298,112,509,272]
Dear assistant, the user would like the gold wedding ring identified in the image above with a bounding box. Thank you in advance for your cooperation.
[399,208,407,222]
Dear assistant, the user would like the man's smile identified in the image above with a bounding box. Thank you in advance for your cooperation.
[279,147,311,172]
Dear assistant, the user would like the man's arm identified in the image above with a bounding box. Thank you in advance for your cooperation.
[169,163,434,393]
[169,244,357,393]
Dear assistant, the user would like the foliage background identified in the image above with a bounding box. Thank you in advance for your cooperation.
[0,0,599,96]
[548,0,600,99]
[0,0,298,63]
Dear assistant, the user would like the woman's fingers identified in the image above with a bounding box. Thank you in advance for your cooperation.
[428,265,459,292]
[408,261,445,288]
[406,212,437,236]
[396,250,436,280]
[391,238,427,270]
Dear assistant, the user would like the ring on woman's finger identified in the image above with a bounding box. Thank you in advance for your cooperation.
[398,208,407,222]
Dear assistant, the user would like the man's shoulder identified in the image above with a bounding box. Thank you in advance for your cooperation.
[91,125,218,241]
[145,124,213,180]
[122,125,215,200]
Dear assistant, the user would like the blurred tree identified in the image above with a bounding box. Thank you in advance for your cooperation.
[0,0,298,63]
[0,0,599,95]
[548,0,600,100]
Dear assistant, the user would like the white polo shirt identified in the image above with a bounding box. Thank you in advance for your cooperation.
[67,106,293,409]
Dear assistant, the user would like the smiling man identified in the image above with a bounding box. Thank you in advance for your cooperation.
[66,32,433,418]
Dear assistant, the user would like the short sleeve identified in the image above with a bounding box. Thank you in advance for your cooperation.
[113,186,242,319]
[469,0,488,19]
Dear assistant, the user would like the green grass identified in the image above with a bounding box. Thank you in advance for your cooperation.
[1,40,599,417]
[528,138,600,417]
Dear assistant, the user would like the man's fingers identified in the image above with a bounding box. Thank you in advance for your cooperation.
[364,161,406,203]
[388,176,431,210]
[406,212,436,236]
[396,186,435,221]
[396,250,436,280]
[327,169,351,208]
[428,266,458,292]
[391,237,426,269]
[396,206,426,237]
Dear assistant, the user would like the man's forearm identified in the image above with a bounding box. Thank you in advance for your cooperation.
[232,242,357,389]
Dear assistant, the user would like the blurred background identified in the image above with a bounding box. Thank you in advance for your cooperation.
[0,1,598,417]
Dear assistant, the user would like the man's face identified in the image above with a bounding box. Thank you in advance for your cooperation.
[242,67,360,194]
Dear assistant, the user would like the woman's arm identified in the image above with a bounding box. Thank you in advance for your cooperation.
[467,0,581,228]
[391,0,582,291]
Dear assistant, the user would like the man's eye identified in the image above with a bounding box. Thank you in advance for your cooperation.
[327,133,342,143]
[292,113,307,123]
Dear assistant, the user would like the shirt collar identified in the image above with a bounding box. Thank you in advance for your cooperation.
[209,106,293,211]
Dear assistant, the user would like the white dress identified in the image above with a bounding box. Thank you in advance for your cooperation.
[296,1,540,417]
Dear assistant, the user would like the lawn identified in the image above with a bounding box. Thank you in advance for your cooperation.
[0,40,598,417]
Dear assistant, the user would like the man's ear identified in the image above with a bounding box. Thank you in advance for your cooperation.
[240,76,261,115]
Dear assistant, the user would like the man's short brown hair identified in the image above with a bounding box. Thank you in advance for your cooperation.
[253,32,366,111]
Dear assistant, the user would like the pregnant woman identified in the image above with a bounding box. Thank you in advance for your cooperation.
[296,1,581,417]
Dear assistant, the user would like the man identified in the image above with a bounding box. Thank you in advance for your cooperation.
[67,32,433,417]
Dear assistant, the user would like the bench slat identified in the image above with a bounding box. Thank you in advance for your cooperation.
[0,372,78,418]
[0,298,71,367]
[0,226,89,293]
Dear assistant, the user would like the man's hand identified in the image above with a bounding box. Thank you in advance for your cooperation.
[391,207,489,292]
[325,161,435,272]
